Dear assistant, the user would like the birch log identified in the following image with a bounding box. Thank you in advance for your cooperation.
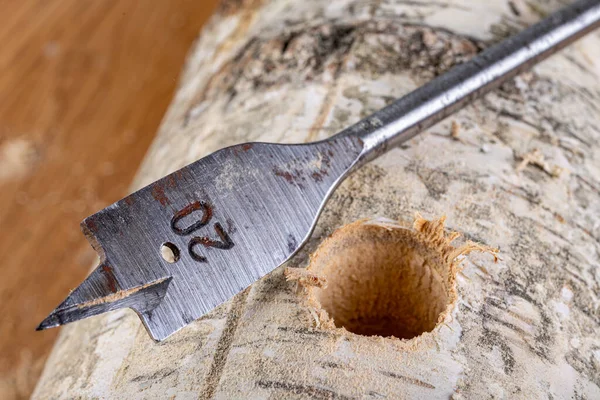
[33,0,600,398]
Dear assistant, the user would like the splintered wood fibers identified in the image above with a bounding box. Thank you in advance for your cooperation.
[287,214,497,340]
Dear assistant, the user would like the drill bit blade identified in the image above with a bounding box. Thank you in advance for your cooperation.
[36,272,172,331]
[38,136,364,340]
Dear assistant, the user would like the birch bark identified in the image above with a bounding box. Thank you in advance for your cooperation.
[33,0,600,398]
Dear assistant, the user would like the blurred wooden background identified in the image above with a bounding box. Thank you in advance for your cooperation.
[0,1,219,398]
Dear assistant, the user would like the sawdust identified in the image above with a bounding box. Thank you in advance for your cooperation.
[516,148,564,177]
[450,120,461,140]
[295,214,497,340]
[76,277,170,308]
[284,267,328,288]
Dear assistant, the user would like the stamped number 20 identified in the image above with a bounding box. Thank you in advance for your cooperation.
[170,201,234,262]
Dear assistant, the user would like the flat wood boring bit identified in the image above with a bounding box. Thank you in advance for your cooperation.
[37,0,600,341]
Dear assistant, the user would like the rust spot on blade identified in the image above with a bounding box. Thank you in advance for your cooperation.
[86,218,98,233]
[322,152,332,168]
[171,201,212,235]
[273,167,307,189]
[273,167,294,184]
[188,223,235,262]
[166,175,177,188]
[177,201,203,217]
[273,167,309,188]
[124,196,134,206]
[151,183,169,206]
[101,264,119,293]
[232,143,254,157]
[308,151,333,183]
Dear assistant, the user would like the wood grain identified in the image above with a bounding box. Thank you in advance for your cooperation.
[0,1,218,398]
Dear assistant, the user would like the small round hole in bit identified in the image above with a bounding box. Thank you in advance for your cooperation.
[160,242,180,263]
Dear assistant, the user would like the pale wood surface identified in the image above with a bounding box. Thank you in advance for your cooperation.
[0,1,218,398]
[34,0,600,398]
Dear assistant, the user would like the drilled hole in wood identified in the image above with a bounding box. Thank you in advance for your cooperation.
[308,220,453,340]
[160,242,180,263]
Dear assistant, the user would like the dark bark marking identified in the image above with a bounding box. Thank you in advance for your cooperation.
[478,327,516,375]
[321,361,348,369]
[184,21,481,126]
[277,325,338,337]
[257,380,353,400]
[200,288,250,399]
[231,337,295,349]
[481,304,531,338]
[378,370,436,389]
[130,367,177,383]
[563,54,596,77]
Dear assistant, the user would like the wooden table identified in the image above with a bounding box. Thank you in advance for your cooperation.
[0,1,218,398]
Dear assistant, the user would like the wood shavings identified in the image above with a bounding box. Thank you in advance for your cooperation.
[413,212,499,263]
[516,148,564,177]
[77,276,170,308]
[450,120,461,140]
[284,267,328,288]
[442,120,472,146]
